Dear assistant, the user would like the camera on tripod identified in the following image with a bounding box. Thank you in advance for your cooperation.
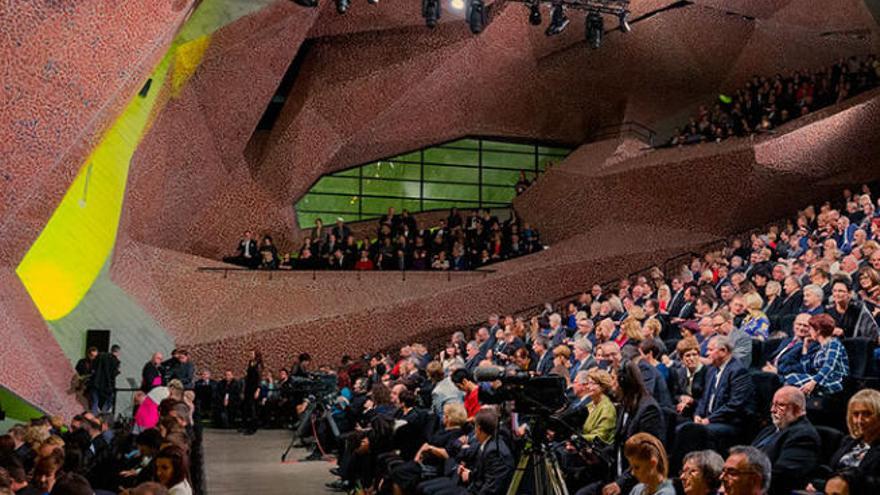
[473,366,567,415]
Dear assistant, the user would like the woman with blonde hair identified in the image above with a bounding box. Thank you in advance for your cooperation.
[807,388,880,492]
[582,368,617,446]
[623,432,675,495]
[740,291,770,340]
[656,284,671,313]
[616,317,643,349]
[551,345,572,387]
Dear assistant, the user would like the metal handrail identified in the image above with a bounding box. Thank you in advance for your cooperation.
[196,266,497,282]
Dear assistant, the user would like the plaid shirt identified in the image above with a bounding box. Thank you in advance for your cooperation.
[801,338,849,394]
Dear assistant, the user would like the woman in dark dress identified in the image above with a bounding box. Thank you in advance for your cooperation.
[241,350,264,435]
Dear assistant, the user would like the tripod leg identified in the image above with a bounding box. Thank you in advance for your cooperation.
[507,449,531,495]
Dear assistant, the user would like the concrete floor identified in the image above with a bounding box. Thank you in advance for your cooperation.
[202,429,338,494]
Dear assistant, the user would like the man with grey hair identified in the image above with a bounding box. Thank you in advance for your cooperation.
[712,309,751,365]
[801,283,825,315]
[750,386,819,495]
[464,340,481,373]
[569,338,595,382]
[721,446,771,495]
[680,450,724,495]
[548,313,567,347]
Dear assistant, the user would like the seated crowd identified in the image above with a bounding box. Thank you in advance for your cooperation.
[223,207,541,271]
[1,349,202,495]
[667,55,879,146]
[294,185,880,495]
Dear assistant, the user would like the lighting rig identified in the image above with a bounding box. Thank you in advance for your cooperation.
[288,0,378,15]
[523,0,630,46]
[288,0,630,48]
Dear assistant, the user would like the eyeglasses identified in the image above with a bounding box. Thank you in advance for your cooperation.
[720,467,758,478]
[770,401,792,410]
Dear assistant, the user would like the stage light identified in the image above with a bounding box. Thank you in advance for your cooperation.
[528,3,542,25]
[367,0,379,4]
[451,0,465,10]
[618,11,631,33]
[467,0,486,34]
[422,0,441,27]
[586,10,603,48]
[545,5,568,36]
[335,0,350,13]
[290,0,318,7]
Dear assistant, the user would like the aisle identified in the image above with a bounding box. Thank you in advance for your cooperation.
[202,429,336,494]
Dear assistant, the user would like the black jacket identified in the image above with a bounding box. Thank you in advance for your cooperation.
[829,436,880,491]
[608,395,665,492]
[752,416,821,495]
[468,437,515,495]
[695,357,755,426]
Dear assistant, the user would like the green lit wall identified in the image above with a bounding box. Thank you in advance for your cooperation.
[295,138,569,228]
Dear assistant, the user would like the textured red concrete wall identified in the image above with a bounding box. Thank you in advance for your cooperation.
[0,270,81,417]
[0,0,197,266]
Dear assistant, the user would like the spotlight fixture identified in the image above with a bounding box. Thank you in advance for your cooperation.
[618,11,631,32]
[335,0,350,13]
[367,0,379,4]
[586,10,603,49]
[467,0,487,34]
[545,5,569,36]
[422,0,441,27]
[290,0,318,7]
[528,2,542,25]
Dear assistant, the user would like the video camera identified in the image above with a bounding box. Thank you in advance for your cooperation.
[281,372,338,404]
[473,366,566,415]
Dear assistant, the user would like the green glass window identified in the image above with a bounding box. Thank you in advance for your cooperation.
[295,137,570,228]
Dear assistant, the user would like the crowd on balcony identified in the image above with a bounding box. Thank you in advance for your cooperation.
[667,55,879,146]
[223,207,542,271]
[0,349,202,495]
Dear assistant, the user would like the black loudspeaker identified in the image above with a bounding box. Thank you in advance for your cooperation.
[85,329,111,353]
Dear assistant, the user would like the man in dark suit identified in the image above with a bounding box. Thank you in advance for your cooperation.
[672,335,755,470]
[763,313,818,376]
[554,370,592,432]
[569,339,596,383]
[533,337,554,376]
[223,230,258,268]
[463,341,482,374]
[667,277,686,317]
[751,386,820,495]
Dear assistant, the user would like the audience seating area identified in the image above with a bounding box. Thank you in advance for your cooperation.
[667,55,879,146]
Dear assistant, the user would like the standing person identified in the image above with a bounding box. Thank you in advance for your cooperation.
[73,347,98,410]
[241,350,263,435]
[142,353,164,392]
[91,345,121,414]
